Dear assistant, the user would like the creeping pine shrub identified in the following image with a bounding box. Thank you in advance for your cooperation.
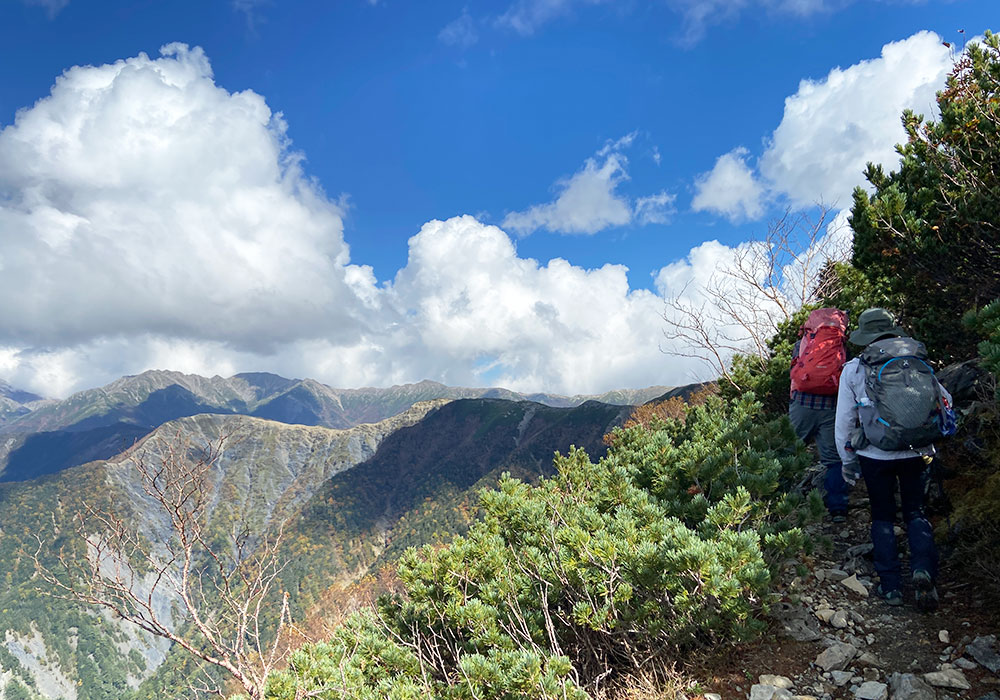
[266,394,814,700]
[968,299,1000,399]
[945,299,1000,597]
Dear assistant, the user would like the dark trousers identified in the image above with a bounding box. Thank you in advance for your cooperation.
[860,455,938,592]
[788,402,847,512]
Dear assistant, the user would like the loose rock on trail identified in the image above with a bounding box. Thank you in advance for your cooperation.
[695,468,1000,700]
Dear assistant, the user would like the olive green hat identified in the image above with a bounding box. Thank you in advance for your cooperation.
[849,307,905,346]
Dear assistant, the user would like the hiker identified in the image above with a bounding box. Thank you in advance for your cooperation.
[835,308,953,612]
[789,308,849,522]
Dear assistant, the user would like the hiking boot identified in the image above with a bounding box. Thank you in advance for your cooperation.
[876,585,903,606]
[830,510,847,524]
[913,570,939,612]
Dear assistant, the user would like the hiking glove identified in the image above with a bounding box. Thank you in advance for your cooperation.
[842,461,861,487]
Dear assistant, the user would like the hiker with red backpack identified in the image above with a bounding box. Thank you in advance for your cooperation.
[834,308,954,612]
[789,307,850,522]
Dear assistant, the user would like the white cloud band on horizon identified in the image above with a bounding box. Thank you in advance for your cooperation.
[0,214,714,398]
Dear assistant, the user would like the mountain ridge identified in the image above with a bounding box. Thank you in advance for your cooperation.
[0,370,673,482]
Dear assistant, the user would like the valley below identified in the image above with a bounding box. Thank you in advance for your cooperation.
[0,370,676,699]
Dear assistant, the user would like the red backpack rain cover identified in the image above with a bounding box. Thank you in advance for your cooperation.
[790,308,848,395]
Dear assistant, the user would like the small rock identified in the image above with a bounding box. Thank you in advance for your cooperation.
[750,685,796,700]
[894,525,905,536]
[826,568,849,582]
[815,681,836,696]
[841,574,870,598]
[816,642,859,672]
[967,635,1000,674]
[760,676,795,690]
[772,602,824,643]
[705,694,722,700]
[924,670,971,690]
[849,611,865,625]
[816,608,836,624]
[858,652,884,668]
[866,634,877,646]
[943,646,954,655]
[832,672,854,687]
[832,611,849,629]
[863,668,880,682]
[955,658,977,671]
[795,696,817,700]
[889,673,936,700]
[939,630,950,644]
[846,543,874,558]
[815,569,827,583]
[845,633,868,649]
[854,681,888,700]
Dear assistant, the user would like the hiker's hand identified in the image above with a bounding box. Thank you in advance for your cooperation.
[842,461,861,487]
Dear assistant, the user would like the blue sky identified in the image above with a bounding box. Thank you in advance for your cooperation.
[0,0,994,397]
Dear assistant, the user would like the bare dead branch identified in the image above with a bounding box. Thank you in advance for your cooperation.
[33,426,293,700]
[661,207,848,389]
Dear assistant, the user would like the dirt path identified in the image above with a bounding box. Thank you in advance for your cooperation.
[694,475,1000,700]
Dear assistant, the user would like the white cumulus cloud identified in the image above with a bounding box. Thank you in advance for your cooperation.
[691,147,765,222]
[692,31,954,221]
[759,30,952,208]
[502,138,674,235]
[381,215,694,392]
[0,43,372,354]
[502,153,632,235]
[2,215,713,397]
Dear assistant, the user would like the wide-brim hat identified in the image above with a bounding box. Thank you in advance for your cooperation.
[849,307,905,346]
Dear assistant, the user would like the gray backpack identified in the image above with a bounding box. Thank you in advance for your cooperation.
[855,337,943,451]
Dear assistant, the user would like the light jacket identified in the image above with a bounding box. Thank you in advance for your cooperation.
[834,357,953,464]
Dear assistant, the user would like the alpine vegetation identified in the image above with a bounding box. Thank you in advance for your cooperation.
[265,393,820,699]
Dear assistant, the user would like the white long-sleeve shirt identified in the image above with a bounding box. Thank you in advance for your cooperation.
[834,357,953,464]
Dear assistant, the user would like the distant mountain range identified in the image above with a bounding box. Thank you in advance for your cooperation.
[0,370,676,482]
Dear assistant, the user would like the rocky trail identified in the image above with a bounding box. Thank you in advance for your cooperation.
[695,470,1000,700]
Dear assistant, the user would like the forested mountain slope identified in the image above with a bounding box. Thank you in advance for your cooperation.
[0,395,632,699]
[0,400,446,699]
